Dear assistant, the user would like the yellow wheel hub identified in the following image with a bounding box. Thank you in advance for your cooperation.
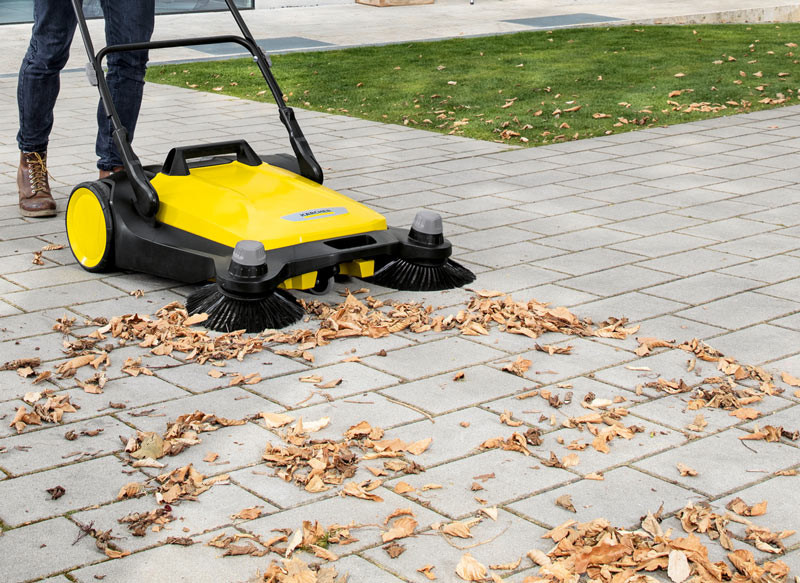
[67,186,110,269]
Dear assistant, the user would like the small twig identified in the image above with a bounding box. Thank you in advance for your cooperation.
[441,523,510,550]
[740,440,757,454]
[382,395,434,424]
[72,520,95,545]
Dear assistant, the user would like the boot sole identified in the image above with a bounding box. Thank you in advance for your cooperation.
[19,208,57,217]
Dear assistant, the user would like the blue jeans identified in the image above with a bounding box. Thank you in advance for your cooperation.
[17,0,155,170]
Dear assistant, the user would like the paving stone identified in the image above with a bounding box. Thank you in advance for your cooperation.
[535,417,685,475]
[680,218,777,243]
[536,227,639,252]
[562,265,676,297]
[5,265,102,289]
[677,291,797,330]
[633,428,800,497]
[471,264,564,291]
[638,248,746,276]
[606,212,707,238]
[0,331,81,364]
[608,232,710,258]
[513,283,599,308]
[533,248,644,276]
[758,277,800,301]
[378,364,530,415]
[386,448,574,519]
[245,361,401,408]
[226,461,364,511]
[378,407,509,468]
[514,211,609,236]
[644,272,760,304]
[709,232,800,259]
[68,527,262,583]
[449,226,535,251]
[243,488,446,554]
[138,422,280,481]
[429,194,517,217]
[508,466,695,530]
[593,347,714,397]
[594,314,726,354]
[713,475,800,548]
[514,195,606,216]
[362,337,505,381]
[494,337,636,386]
[332,556,405,582]
[772,312,800,333]
[747,203,800,226]
[363,509,548,583]
[461,241,562,268]
[2,280,124,312]
[448,207,542,230]
[705,324,800,365]
[0,456,147,527]
[0,416,131,475]
[719,255,800,283]
[308,334,428,371]
[35,378,190,423]
[70,481,277,553]
[118,387,277,433]
[483,376,647,432]
[65,289,189,321]
[0,517,100,582]
[674,199,764,222]
[628,392,791,436]
[155,351,309,393]
[573,292,687,323]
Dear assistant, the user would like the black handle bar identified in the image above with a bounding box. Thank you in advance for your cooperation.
[162,140,262,176]
[70,0,324,220]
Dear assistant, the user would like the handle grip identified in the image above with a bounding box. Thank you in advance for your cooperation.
[161,140,262,176]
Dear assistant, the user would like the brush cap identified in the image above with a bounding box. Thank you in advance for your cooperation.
[232,240,267,266]
[409,210,444,246]
[229,240,268,278]
[411,210,443,235]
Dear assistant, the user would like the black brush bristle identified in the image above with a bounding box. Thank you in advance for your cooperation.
[369,258,475,291]
[186,283,304,333]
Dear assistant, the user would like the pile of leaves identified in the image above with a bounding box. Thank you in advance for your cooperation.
[511,512,791,583]
[9,393,77,433]
[155,464,229,504]
[261,419,431,495]
[123,410,247,466]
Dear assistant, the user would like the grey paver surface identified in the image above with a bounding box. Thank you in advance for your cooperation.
[1,2,800,580]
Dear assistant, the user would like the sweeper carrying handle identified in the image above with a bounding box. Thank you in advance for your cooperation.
[162,140,262,176]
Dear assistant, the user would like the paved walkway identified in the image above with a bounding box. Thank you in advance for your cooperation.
[1,2,800,582]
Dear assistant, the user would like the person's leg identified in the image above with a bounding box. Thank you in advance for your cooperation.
[96,0,155,172]
[16,0,77,217]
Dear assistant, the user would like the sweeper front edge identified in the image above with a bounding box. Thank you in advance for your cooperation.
[65,0,475,333]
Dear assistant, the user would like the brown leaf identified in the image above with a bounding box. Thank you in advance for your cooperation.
[382,516,418,542]
[231,506,263,520]
[456,553,487,581]
[555,494,576,513]
[442,521,473,538]
[677,462,698,477]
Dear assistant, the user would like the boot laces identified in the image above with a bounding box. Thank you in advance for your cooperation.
[25,152,50,194]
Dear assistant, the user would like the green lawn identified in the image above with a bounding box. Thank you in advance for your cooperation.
[147,24,800,147]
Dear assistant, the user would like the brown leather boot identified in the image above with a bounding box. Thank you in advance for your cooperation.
[98,166,124,179]
[18,151,57,217]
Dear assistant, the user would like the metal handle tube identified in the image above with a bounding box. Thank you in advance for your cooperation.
[70,0,160,219]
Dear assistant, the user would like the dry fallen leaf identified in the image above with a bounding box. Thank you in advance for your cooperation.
[456,553,487,581]
[677,462,698,477]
